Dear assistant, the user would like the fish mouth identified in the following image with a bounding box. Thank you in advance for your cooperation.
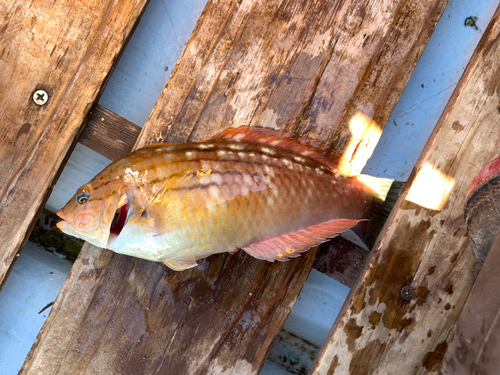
[56,210,69,233]
[110,201,129,237]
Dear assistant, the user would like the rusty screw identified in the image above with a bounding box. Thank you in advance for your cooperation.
[400,285,415,301]
[33,90,48,105]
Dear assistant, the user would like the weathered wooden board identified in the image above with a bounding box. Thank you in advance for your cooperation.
[310,5,500,374]
[314,237,369,288]
[22,0,448,373]
[79,105,141,161]
[440,220,500,373]
[0,0,150,290]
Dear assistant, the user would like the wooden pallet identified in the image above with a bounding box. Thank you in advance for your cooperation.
[17,0,450,373]
[17,0,500,373]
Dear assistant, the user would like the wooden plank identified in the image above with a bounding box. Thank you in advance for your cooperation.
[22,0,448,373]
[79,105,141,161]
[440,193,500,373]
[310,5,500,374]
[314,237,369,288]
[0,0,150,290]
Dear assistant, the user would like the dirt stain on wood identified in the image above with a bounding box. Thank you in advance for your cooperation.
[344,318,363,352]
[327,355,339,375]
[349,340,387,375]
[369,311,381,329]
[422,341,448,372]
[450,252,459,263]
[451,121,465,132]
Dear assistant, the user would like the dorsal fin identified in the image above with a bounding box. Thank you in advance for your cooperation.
[210,126,355,175]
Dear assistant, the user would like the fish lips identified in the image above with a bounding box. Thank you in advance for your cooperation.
[56,209,108,248]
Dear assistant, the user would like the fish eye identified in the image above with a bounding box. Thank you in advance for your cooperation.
[76,192,90,205]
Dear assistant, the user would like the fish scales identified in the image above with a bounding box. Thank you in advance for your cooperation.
[57,126,383,270]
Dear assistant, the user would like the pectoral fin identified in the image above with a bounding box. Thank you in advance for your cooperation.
[161,251,198,271]
[141,171,197,234]
[242,218,366,261]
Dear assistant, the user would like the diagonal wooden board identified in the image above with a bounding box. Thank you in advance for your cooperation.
[440,229,500,374]
[21,0,448,373]
[0,0,150,290]
[310,5,500,375]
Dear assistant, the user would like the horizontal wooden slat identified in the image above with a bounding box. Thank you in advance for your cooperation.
[314,237,369,288]
[0,0,149,290]
[24,0,448,373]
[79,105,141,161]
[310,4,500,374]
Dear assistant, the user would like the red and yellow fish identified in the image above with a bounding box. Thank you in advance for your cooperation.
[57,126,389,271]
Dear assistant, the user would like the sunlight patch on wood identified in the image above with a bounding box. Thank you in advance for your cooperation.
[340,112,382,176]
[406,162,454,211]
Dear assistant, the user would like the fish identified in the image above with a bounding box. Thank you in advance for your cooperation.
[57,126,391,271]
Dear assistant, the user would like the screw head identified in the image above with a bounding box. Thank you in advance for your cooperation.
[33,90,48,105]
[400,285,416,301]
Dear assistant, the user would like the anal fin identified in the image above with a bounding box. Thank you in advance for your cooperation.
[243,218,366,261]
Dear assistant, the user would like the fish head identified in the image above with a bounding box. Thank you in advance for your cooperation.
[57,181,129,248]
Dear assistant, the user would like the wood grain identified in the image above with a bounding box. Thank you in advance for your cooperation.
[22,0,448,373]
[310,5,500,374]
[0,0,149,290]
[440,212,500,373]
[314,237,369,288]
[79,105,141,161]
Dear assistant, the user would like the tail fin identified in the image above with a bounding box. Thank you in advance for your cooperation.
[353,176,404,248]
